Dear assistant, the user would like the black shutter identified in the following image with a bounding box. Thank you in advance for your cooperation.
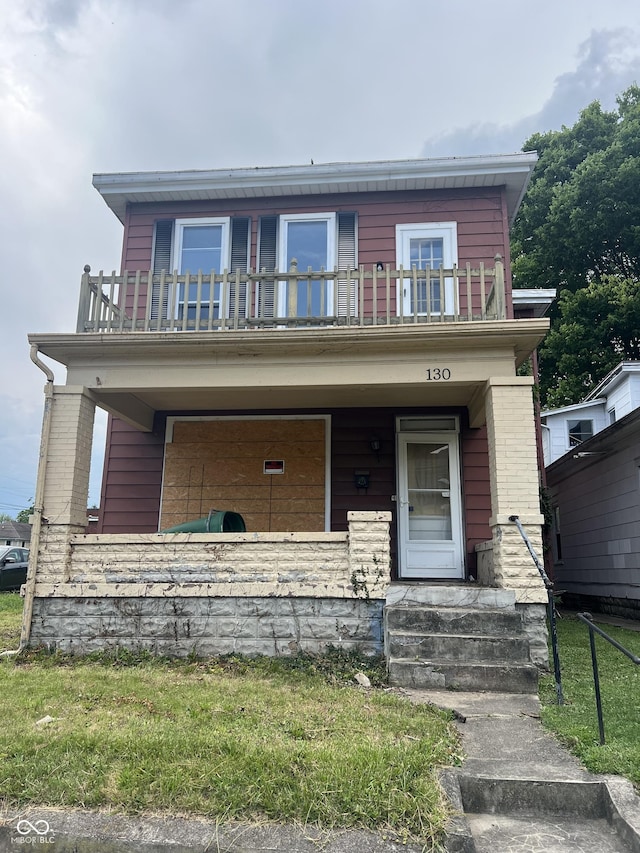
[151,220,174,320]
[337,212,357,316]
[228,217,250,318]
[257,215,278,318]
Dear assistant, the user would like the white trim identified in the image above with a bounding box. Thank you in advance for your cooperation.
[93,153,538,225]
[277,212,336,316]
[396,222,458,317]
[396,428,464,579]
[162,415,332,531]
[173,217,231,273]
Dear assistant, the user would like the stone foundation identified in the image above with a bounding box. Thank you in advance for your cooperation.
[29,596,384,657]
[516,602,549,669]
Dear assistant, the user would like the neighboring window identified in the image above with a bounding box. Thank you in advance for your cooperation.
[608,407,616,425]
[567,418,593,447]
[174,218,230,322]
[553,506,562,561]
[396,222,457,316]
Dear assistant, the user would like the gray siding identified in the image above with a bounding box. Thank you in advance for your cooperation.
[547,423,640,604]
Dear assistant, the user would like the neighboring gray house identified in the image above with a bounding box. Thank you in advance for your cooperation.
[0,521,31,548]
[543,362,640,618]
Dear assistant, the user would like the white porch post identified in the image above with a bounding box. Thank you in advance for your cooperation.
[483,377,547,604]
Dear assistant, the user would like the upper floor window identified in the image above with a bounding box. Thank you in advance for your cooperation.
[174,218,230,321]
[608,407,616,425]
[396,222,458,316]
[567,418,593,447]
[278,213,336,316]
[152,217,250,323]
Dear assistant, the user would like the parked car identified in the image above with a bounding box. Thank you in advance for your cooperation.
[0,546,29,591]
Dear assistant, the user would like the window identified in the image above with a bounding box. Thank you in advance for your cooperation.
[151,217,250,324]
[256,212,356,319]
[396,222,457,316]
[567,418,593,447]
[608,408,616,425]
[174,218,230,322]
[279,213,336,317]
[553,506,562,561]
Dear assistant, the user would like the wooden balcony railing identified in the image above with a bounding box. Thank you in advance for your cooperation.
[76,257,506,333]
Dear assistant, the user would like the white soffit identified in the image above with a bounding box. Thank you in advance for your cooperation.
[93,153,538,225]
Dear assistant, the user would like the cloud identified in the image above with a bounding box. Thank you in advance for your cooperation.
[422,28,640,157]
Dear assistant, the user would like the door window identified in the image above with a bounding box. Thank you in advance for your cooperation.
[396,222,457,316]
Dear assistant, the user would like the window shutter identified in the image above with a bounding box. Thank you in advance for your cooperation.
[257,216,278,318]
[228,217,250,318]
[337,212,357,317]
[151,220,173,320]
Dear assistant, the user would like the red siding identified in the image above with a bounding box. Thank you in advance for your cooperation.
[98,416,164,534]
[120,187,510,279]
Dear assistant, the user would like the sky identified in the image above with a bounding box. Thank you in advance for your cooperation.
[1,0,640,518]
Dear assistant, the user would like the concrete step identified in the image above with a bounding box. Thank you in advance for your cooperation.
[387,632,531,664]
[457,776,639,853]
[466,812,632,852]
[388,660,539,693]
[385,605,524,636]
[386,583,516,609]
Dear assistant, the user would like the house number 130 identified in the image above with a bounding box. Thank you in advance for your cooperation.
[425,368,451,381]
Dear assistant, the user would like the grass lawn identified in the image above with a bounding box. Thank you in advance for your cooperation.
[0,593,460,848]
[539,613,640,786]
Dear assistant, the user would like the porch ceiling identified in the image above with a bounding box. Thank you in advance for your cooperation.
[29,320,548,431]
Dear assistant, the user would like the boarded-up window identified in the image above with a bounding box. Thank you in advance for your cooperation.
[161,418,327,532]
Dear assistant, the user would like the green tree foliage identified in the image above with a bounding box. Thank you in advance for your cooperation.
[511,85,640,405]
[0,513,15,523]
[542,276,640,407]
[16,504,34,524]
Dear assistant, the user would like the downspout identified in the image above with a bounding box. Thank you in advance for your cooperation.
[1,345,55,656]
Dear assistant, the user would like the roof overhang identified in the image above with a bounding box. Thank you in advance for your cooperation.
[93,153,538,226]
[29,320,549,432]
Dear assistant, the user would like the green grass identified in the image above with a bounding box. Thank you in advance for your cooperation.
[0,594,460,848]
[0,591,22,647]
[540,614,640,785]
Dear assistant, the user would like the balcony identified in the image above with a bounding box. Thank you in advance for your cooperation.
[76,257,507,334]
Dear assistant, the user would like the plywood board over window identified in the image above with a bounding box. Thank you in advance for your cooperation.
[160,417,328,532]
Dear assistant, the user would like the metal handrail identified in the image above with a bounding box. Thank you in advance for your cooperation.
[576,612,640,745]
[509,514,564,705]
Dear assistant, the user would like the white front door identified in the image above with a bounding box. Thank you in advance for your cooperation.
[397,432,464,579]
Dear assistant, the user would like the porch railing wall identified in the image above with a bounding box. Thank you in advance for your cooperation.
[76,257,507,333]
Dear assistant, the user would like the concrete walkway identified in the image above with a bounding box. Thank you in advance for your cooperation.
[1,689,639,852]
[418,689,640,852]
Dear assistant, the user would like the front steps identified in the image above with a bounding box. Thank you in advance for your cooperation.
[385,585,539,693]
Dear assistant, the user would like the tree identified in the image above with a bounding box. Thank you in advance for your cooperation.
[0,513,15,523]
[16,504,34,524]
[511,85,640,405]
[541,276,640,407]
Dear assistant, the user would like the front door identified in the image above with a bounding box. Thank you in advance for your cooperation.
[397,432,464,579]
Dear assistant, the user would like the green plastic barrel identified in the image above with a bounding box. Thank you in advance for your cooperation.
[161,510,246,534]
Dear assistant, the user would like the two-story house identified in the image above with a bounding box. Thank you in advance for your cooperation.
[23,154,550,690]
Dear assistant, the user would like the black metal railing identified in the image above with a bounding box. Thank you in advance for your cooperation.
[509,514,564,705]
[576,612,640,745]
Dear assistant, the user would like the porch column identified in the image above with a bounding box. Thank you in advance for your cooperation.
[34,386,96,585]
[483,377,546,604]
